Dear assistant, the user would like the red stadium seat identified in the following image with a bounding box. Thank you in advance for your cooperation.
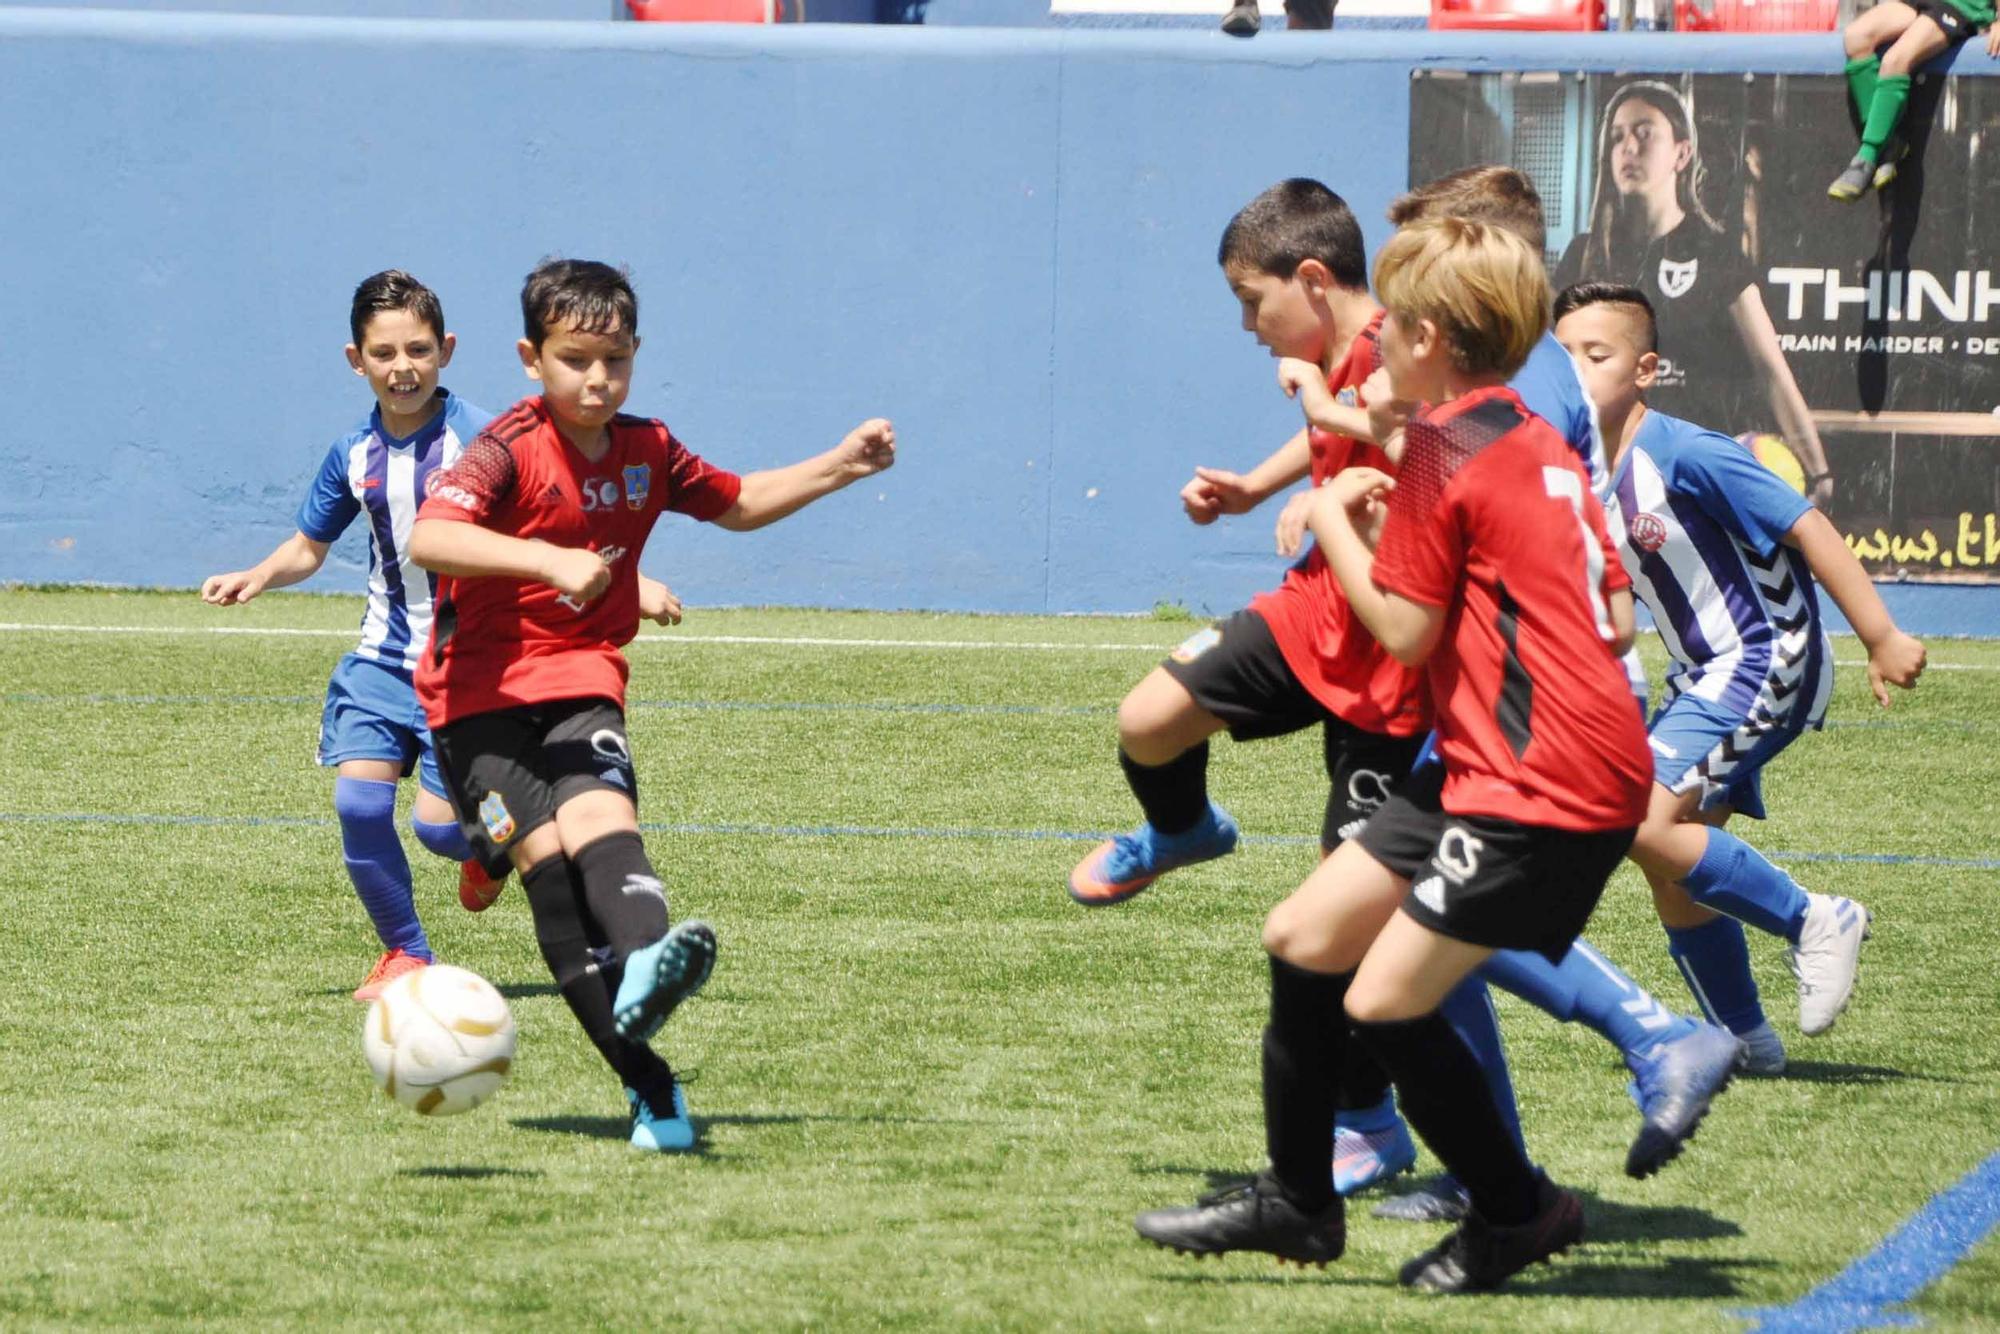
[1430,0,1603,30]
[1674,0,1836,28]
[627,0,780,20]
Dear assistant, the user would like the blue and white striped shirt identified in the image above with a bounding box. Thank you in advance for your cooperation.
[1611,409,1832,720]
[296,389,492,672]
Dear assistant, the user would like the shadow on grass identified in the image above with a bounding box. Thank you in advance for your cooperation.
[513,1110,981,1146]
[1512,1253,1778,1300]
[399,1165,545,1180]
[1777,1060,1945,1086]
[493,982,561,1000]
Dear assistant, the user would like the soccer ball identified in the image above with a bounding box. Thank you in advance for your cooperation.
[362,964,516,1117]
[1739,431,1807,495]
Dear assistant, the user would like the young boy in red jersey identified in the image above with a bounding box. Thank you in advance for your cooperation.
[1135,219,1651,1293]
[408,259,894,1152]
[1068,179,1429,910]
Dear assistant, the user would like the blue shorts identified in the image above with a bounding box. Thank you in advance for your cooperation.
[1647,690,1816,820]
[317,652,446,799]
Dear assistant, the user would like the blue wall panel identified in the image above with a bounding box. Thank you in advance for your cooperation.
[1,12,1993,634]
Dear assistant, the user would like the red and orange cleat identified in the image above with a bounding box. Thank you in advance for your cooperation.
[353,948,430,1003]
[458,859,509,913]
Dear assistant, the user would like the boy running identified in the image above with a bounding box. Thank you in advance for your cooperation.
[1068,179,1430,912]
[408,259,894,1152]
[1554,282,1925,1052]
[1135,219,1651,1292]
[202,271,499,1001]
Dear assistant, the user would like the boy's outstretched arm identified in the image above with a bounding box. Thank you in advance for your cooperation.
[1785,508,1926,705]
[712,418,895,532]
[1181,429,1310,525]
[1278,357,1379,443]
[408,519,611,604]
[201,532,331,605]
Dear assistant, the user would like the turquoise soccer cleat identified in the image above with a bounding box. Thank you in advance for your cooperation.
[613,921,718,1043]
[627,1082,695,1153]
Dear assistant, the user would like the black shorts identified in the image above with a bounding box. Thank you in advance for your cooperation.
[1355,764,1636,961]
[1161,609,1426,848]
[432,697,639,868]
[1912,0,1988,39]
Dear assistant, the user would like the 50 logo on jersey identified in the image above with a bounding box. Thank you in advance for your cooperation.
[578,479,622,512]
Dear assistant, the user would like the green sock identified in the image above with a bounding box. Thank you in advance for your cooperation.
[1859,72,1911,163]
[1845,52,1880,122]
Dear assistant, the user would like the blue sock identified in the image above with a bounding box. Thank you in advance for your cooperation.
[1665,917,1766,1035]
[1440,978,1527,1160]
[1483,942,1695,1059]
[1682,828,1810,942]
[334,777,431,960]
[411,813,471,862]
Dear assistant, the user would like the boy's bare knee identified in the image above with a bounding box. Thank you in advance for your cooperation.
[1343,984,1412,1025]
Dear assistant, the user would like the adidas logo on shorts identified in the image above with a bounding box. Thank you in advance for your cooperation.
[1413,875,1447,915]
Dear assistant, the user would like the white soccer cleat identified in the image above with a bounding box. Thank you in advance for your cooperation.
[1789,894,1872,1037]
[1735,1020,1788,1076]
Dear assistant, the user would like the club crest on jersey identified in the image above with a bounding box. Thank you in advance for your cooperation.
[1658,257,1698,300]
[1171,626,1223,664]
[1335,386,1358,407]
[622,464,651,511]
[478,793,516,844]
[1630,512,1669,553]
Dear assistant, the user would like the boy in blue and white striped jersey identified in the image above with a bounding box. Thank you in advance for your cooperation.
[202,271,501,1001]
[1555,281,1927,1066]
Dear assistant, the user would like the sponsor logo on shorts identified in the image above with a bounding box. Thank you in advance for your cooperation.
[1413,875,1448,915]
[1433,826,1484,885]
[1630,512,1668,554]
[478,792,516,844]
[1346,768,1393,813]
[1171,626,1222,664]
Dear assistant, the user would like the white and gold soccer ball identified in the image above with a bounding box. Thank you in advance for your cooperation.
[362,964,516,1117]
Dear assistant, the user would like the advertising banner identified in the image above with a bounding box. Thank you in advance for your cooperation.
[1411,69,2000,581]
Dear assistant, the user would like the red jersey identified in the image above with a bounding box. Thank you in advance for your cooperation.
[414,396,742,727]
[1249,312,1429,737]
[1371,386,1649,831]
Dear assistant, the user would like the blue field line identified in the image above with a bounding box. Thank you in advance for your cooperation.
[1738,1149,2000,1332]
[4,809,1999,870]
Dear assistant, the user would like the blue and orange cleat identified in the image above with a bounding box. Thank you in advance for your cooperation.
[613,921,718,1043]
[1334,1119,1418,1196]
[1067,803,1239,907]
[627,1080,696,1152]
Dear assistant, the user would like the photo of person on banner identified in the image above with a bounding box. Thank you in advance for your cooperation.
[1553,80,1836,508]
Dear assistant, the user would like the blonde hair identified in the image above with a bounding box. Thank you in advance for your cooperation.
[1373,217,1549,379]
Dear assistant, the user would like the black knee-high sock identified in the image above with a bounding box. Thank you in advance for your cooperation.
[1336,1045,1393,1113]
[521,855,676,1102]
[1263,957,1351,1213]
[570,830,671,958]
[1351,1013,1538,1224]
[1119,742,1210,835]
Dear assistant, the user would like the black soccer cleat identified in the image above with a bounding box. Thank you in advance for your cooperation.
[1398,1174,1583,1293]
[1135,1172,1346,1265]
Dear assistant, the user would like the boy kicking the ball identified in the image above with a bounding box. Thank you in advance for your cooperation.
[409,259,895,1152]
[202,271,502,1003]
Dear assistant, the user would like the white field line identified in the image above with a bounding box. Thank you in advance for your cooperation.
[1,620,1998,669]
